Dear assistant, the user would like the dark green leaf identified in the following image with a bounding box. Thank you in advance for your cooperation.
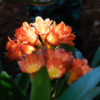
[0,71,27,100]
[30,67,50,100]
[59,66,100,100]
[0,71,10,78]
[15,73,30,95]
[91,46,100,67]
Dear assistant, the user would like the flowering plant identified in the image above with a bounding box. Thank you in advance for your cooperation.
[1,16,100,100]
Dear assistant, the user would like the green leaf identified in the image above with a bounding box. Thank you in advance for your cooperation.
[15,73,30,95]
[0,72,27,100]
[59,66,100,100]
[0,71,10,78]
[30,67,50,100]
[91,46,100,67]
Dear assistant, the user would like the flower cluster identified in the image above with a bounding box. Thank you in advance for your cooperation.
[6,17,75,61]
[6,16,92,84]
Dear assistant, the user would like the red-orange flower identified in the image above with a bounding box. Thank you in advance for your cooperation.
[31,16,75,46]
[46,30,59,45]
[17,49,45,73]
[46,21,75,46]
[6,37,35,61]
[5,16,76,79]
[14,22,38,44]
[46,48,73,79]
[6,17,75,56]
[46,58,66,79]
[6,40,22,61]
[68,59,92,84]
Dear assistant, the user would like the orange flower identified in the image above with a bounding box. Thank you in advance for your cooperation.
[6,16,76,78]
[6,38,22,61]
[14,22,38,44]
[46,48,73,79]
[32,16,52,34]
[18,49,45,73]
[7,17,75,51]
[31,16,52,42]
[6,43,22,61]
[6,37,35,61]
[46,30,59,45]
[68,59,92,84]
[46,21,75,46]
[31,16,75,46]
[20,43,36,55]
[46,58,66,79]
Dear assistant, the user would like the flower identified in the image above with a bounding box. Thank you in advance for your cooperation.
[31,16,75,46]
[46,21,76,46]
[6,37,35,61]
[6,16,77,79]
[14,22,38,44]
[67,59,92,84]
[46,48,73,79]
[31,16,53,42]
[6,40,22,61]
[46,30,59,45]
[46,58,66,79]
[6,16,76,61]
[32,16,52,34]
[17,49,45,73]
[5,17,95,100]
[16,47,74,79]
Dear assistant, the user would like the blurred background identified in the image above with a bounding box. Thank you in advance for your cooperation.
[0,0,100,64]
